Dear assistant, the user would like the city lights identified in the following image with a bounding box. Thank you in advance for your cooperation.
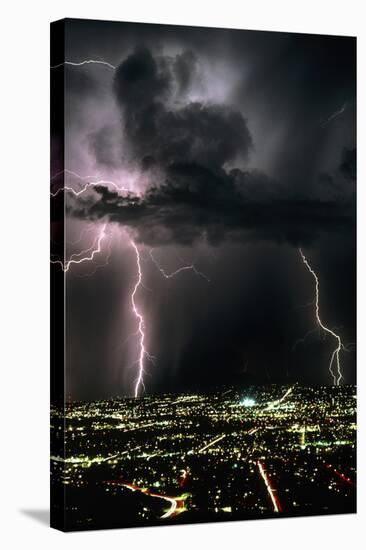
[240,397,256,407]
[51,384,356,529]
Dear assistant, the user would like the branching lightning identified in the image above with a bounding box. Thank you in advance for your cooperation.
[130,241,156,397]
[50,61,152,397]
[127,246,209,396]
[51,59,116,70]
[77,231,113,278]
[51,177,129,198]
[299,248,344,385]
[149,249,210,282]
[51,224,107,272]
[50,169,127,275]
[51,169,101,181]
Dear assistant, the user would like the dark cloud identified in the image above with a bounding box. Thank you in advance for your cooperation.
[114,47,171,109]
[114,48,252,172]
[173,50,199,95]
[339,147,356,181]
[69,162,354,247]
[230,33,356,190]
[69,40,355,248]
[79,47,347,249]
[88,125,120,168]
[125,102,252,171]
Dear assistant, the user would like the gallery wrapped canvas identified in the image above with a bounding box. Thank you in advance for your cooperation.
[50,18,356,531]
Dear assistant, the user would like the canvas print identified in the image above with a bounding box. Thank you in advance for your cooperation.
[50,18,356,531]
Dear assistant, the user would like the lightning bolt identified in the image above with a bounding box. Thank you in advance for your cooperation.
[51,178,129,198]
[130,241,156,397]
[51,169,101,181]
[321,103,347,128]
[77,232,113,278]
[51,59,116,70]
[124,245,209,396]
[51,224,107,272]
[149,249,210,282]
[299,248,343,385]
[50,169,125,275]
[50,60,152,396]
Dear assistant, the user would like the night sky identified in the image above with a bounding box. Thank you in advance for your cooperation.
[51,19,356,400]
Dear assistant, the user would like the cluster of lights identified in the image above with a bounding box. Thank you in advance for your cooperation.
[51,385,356,523]
[240,397,256,407]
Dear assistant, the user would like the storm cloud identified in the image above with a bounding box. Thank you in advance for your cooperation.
[56,20,356,398]
[67,46,355,248]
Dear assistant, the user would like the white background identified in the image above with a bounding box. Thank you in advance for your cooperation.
[0,0,364,548]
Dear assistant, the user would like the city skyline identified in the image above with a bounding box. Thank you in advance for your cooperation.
[51,384,356,530]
